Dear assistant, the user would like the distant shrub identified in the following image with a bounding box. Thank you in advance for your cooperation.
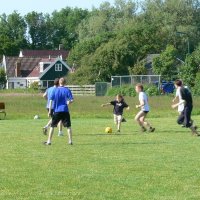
[30,81,39,90]
[192,72,200,96]
[106,85,136,97]
[106,84,160,97]
[144,84,160,96]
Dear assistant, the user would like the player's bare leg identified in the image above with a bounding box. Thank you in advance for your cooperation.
[67,127,73,145]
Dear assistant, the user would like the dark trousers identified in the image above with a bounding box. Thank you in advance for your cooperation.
[177,105,193,128]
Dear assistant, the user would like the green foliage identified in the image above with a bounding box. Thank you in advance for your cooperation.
[0,68,7,89]
[153,45,178,81]
[29,81,39,90]
[0,12,27,55]
[192,72,200,95]
[179,44,200,87]
[106,84,159,97]
[106,85,136,97]
[66,65,95,85]
[67,32,114,66]
[129,60,147,75]
[144,84,160,96]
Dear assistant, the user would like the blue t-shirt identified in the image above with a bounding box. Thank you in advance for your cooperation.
[46,86,56,109]
[50,86,73,113]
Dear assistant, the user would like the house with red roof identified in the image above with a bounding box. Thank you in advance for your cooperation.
[2,49,71,89]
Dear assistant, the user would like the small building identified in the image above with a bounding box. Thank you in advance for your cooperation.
[39,58,71,88]
[2,49,71,89]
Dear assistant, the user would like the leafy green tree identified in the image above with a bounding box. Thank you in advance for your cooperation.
[51,7,88,49]
[179,44,200,87]
[193,72,200,95]
[0,12,27,55]
[129,61,147,75]
[67,32,114,66]
[153,45,178,81]
[25,12,52,49]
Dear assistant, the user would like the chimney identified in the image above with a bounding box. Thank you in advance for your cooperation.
[60,54,63,60]
[59,44,64,50]
[15,61,21,77]
[19,50,23,58]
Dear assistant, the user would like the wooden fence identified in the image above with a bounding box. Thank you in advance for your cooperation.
[67,85,95,96]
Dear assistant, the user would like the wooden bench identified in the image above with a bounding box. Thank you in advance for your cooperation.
[0,102,6,119]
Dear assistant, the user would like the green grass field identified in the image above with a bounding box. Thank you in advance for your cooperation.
[1,94,200,199]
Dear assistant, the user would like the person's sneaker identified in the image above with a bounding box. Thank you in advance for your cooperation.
[68,141,73,145]
[43,141,51,145]
[58,132,64,136]
[117,129,120,133]
[149,127,155,132]
[121,118,127,122]
[141,127,147,132]
[42,127,47,135]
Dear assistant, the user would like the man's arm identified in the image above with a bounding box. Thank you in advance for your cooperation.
[172,99,185,109]
[172,96,178,103]
[43,91,47,100]
[136,99,145,109]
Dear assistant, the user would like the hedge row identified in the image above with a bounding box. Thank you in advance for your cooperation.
[106,85,160,97]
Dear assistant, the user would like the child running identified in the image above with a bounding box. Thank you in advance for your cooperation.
[135,83,155,132]
[101,94,129,132]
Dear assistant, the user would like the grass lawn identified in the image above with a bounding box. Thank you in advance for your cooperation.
[1,94,200,199]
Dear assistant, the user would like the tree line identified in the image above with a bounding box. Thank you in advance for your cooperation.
[1,0,200,87]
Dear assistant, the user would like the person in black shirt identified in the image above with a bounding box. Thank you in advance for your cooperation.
[172,80,199,135]
[101,94,129,132]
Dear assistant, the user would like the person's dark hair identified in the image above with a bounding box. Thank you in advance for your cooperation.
[136,83,144,91]
[54,78,59,86]
[174,79,183,87]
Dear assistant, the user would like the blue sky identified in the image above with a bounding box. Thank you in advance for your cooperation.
[0,0,116,15]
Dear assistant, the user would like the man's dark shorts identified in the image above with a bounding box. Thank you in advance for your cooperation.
[51,112,71,128]
[47,109,54,118]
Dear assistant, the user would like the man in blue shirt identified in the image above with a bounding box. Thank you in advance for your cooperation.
[44,77,74,145]
[42,78,63,136]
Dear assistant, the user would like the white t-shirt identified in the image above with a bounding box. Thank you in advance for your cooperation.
[139,92,149,111]
[176,87,184,112]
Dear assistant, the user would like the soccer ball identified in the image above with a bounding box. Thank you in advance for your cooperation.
[34,115,40,119]
[105,127,112,133]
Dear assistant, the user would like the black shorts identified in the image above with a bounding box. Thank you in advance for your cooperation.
[143,111,149,114]
[47,108,54,118]
[51,112,71,128]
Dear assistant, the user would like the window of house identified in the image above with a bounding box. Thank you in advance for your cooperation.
[43,81,47,88]
[55,64,62,71]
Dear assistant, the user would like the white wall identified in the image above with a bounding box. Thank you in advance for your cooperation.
[7,77,40,89]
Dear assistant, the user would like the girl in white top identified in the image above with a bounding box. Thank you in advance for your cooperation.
[135,83,155,132]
